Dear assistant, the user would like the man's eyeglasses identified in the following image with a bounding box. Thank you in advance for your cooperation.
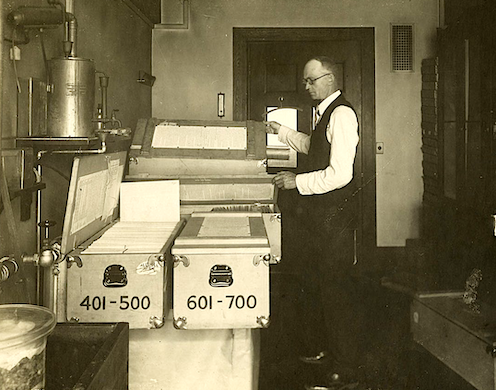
[302,73,331,86]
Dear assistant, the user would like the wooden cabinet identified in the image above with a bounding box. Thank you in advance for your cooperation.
[417,5,496,388]
[421,3,496,294]
[437,7,493,207]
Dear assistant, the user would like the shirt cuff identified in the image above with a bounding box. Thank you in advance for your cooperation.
[295,173,313,195]
[277,125,292,144]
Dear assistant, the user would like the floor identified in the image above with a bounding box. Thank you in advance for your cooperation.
[258,272,477,390]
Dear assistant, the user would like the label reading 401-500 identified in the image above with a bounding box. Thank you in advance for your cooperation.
[79,295,151,311]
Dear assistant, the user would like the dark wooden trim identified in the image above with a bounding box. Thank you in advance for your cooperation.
[358,28,377,260]
[233,29,249,122]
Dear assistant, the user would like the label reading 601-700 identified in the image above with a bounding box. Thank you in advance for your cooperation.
[187,295,257,310]
[79,295,151,311]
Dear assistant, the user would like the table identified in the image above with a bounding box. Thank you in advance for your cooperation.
[129,313,260,390]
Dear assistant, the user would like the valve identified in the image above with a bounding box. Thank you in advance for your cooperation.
[38,220,56,249]
[22,240,61,269]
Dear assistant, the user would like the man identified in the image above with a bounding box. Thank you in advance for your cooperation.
[265,56,364,390]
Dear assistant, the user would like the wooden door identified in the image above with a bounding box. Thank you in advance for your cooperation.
[248,40,362,135]
[233,28,376,265]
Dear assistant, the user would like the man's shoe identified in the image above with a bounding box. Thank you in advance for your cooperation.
[299,351,329,364]
[304,370,361,390]
[304,381,360,390]
[304,383,360,390]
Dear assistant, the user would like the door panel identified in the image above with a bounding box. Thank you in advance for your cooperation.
[248,41,361,131]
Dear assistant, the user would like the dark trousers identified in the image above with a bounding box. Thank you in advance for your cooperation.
[282,214,366,375]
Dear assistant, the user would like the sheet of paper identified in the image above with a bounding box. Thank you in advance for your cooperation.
[119,180,180,223]
[266,107,297,147]
[102,160,124,220]
[71,170,107,234]
[198,216,250,237]
[152,124,247,150]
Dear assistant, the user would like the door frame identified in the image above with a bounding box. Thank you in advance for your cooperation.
[233,27,377,261]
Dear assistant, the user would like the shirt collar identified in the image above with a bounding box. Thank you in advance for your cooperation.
[317,90,342,115]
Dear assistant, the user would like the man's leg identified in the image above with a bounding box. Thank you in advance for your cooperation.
[317,228,367,381]
[283,218,328,359]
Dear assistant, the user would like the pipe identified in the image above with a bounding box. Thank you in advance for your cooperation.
[57,0,73,321]
[49,140,107,154]
[46,0,69,55]
[99,75,109,121]
[36,162,42,304]
[65,0,76,55]
[65,0,75,16]
[8,7,64,28]
[67,14,77,57]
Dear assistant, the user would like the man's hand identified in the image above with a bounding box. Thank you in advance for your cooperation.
[263,121,281,134]
[273,171,297,190]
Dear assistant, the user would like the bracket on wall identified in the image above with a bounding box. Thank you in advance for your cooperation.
[155,0,189,30]
[137,71,156,87]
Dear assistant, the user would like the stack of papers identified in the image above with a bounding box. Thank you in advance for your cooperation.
[83,221,178,254]
[83,180,180,254]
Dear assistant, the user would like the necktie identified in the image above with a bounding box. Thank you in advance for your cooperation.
[314,108,321,128]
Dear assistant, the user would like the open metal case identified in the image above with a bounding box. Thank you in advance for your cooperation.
[59,151,184,329]
[128,119,282,330]
[172,177,280,330]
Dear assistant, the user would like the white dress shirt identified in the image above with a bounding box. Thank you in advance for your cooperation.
[277,90,359,196]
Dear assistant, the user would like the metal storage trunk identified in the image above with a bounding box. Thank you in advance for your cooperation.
[172,211,280,330]
[59,152,183,329]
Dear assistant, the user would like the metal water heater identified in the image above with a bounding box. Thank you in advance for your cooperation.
[47,57,95,137]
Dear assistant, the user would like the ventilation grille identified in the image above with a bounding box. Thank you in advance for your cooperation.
[391,24,414,72]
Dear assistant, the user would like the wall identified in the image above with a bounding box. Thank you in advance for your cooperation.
[0,0,153,303]
[152,0,439,247]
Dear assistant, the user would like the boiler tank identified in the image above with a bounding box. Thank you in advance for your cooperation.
[47,57,95,137]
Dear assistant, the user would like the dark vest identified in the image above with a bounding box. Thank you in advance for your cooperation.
[296,94,359,231]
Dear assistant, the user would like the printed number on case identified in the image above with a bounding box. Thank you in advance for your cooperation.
[79,295,151,311]
[187,295,257,310]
